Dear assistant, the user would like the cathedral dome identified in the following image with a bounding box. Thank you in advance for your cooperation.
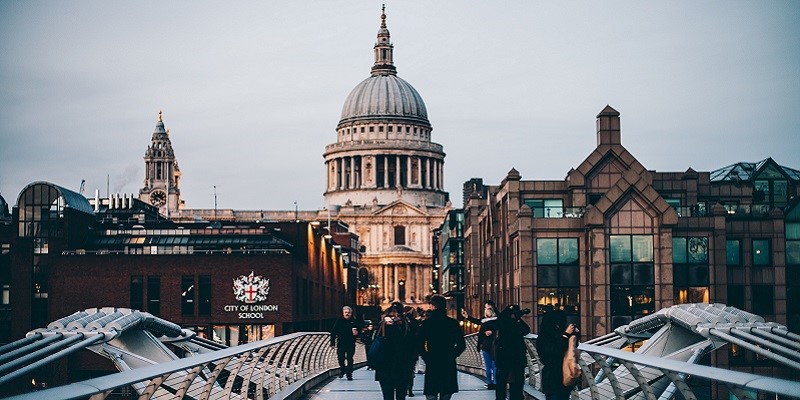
[339,75,429,126]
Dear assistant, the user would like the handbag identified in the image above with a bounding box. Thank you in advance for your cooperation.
[562,335,581,387]
[367,324,387,369]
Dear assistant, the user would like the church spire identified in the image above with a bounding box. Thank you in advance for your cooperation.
[371,4,396,76]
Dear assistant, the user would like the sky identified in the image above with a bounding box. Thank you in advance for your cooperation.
[1,1,798,211]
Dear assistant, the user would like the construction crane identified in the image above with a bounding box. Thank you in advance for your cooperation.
[79,179,85,195]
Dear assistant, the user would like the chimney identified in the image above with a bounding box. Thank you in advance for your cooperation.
[596,105,621,146]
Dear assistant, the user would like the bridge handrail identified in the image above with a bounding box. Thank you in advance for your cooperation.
[4,332,364,400]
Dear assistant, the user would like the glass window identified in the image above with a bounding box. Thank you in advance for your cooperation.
[752,286,774,315]
[752,239,770,266]
[130,276,144,310]
[726,240,741,266]
[687,237,708,263]
[672,238,687,264]
[524,199,564,218]
[147,276,161,316]
[728,285,745,309]
[559,239,579,264]
[632,235,654,262]
[537,239,557,265]
[610,236,631,262]
[394,226,406,245]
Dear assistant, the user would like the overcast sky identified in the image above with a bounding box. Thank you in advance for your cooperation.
[1,1,798,211]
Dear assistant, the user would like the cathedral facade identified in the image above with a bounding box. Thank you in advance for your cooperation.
[323,8,449,306]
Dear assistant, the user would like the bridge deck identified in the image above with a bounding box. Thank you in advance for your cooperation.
[304,367,493,400]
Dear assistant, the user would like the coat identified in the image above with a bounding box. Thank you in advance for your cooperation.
[477,317,498,357]
[330,316,362,350]
[494,317,530,370]
[417,310,466,395]
[536,332,572,396]
[373,317,418,385]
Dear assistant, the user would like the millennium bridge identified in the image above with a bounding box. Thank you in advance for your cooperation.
[1,303,799,400]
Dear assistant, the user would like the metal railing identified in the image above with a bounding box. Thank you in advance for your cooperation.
[5,332,365,400]
[455,333,800,400]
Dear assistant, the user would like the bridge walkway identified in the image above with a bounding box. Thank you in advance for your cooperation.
[304,367,492,400]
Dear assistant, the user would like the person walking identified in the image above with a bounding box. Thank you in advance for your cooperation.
[418,294,466,400]
[404,306,421,397]
[461,300,498,326]
[536,311,579,400]
[362,319,375,370]
[493,305,530,400]
[330,305,362,380]
[374,301,418,400]
[477,304,499,389]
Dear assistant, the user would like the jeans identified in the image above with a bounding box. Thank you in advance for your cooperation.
[481,350,496,384]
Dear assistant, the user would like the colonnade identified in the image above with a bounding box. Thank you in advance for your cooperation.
[377,263,427,303]
[326,154,443,192]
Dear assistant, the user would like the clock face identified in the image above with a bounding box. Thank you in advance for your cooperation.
[150,190,167,207]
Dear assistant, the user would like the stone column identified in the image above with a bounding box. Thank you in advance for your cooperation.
[393,264,399,302]
[395,156,401,189]
[406,156,412,188]
[426,158,431,188]
[417,157,423,188]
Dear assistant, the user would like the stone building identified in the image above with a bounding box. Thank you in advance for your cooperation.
[462,105,799,373]
[138,111,183,217]
[322,8,449,307]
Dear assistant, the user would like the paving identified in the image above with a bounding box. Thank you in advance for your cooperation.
[304,367,493,400]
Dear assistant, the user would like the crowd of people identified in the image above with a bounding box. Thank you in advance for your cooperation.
[330,296,580,400]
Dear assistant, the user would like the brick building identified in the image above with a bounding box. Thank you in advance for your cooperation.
[462,105,799,375]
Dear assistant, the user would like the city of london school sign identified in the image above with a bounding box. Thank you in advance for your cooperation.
[224,272,279,319]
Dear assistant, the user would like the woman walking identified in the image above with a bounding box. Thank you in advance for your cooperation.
[374,301,418,400]
[536,311,579,400]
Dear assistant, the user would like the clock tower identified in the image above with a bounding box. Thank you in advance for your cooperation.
[139,111,183,215]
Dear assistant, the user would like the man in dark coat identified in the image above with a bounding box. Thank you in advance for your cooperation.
[494,305,530,400]
[418,294,466,400]
[330,305,362,380]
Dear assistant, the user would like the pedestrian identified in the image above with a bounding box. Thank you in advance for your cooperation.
[477,304,499,389]
[403,306,421,397]
[535,310,579,400]
[374,301,418,400]
[362,320,375,370]
[461,299,497,326]
[418,294,466,400]
[330,305,362,380]
[493,305,530,400]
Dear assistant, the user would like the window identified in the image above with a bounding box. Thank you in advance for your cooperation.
[673,236,709,304]
[787,223,800,266]
[726,240,741,266]
[609,235,654,327]
[199,276,212,316]
[536,238,579,316]
[752,239,770,266]
[130,276,144,311]
[666,198,681,216]
[1,284,9,305]
[394,226,406,245]
[148,276,161,316]
[181,276,195,316]
[752,286,774,315]
[524,199,564,218]
[728,285,745,309]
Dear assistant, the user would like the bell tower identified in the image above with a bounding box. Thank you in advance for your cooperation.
[139,111,182,215]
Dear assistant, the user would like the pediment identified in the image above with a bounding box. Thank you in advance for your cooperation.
[584,169,678,226]
[372,200,427,217]
[568,145,649,188]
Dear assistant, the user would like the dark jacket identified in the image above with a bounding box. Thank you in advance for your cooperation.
[536,332,571,396]
[477,317,498,357]
[494,316,530,369]
[330,316,361,350]
[417,310,466,395]
[374,316,418,384]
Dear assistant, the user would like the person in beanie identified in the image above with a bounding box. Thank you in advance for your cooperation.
[418,294,466,400]
[330,305,362,380]
[493,304,530,400]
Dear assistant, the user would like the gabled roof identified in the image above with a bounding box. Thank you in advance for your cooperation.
[710,157,800,182]
[371,199,428,216]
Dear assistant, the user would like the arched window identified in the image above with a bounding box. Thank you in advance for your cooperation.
[394,226,406,245]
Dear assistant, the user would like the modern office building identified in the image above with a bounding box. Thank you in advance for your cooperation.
[462,105,799,377]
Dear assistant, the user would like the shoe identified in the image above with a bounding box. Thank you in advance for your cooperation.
[408,392,415,397]
[347,376,353,381]
[487,384,496,389]
[339,372,344,378]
